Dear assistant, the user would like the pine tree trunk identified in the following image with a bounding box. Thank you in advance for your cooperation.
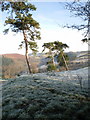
[50,50,55,66]
[52,54,55,66]
[61,51,69,71]
[52,57,55,66]
[23,31,32,74]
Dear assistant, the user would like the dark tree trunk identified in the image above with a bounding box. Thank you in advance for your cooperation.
[23,31,32,74]
[61,51,69,71]
[52,53,55,66]
[49,50,55,66]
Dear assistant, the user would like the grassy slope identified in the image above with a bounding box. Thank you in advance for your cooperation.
[2,68,90,120]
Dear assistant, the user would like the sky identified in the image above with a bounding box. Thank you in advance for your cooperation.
[0,1,88,55]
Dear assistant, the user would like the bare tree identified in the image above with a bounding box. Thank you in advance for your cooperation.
[65,0,90,44]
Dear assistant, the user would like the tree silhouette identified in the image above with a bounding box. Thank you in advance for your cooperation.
[65,0,90,44]
[1,2,41,73]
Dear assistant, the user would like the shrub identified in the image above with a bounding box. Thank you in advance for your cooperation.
[47,64,56,71]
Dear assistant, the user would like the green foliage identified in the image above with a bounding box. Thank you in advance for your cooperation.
[1,2,41,73]
[57,53,69,66]
[53,41,69,51]
[42,41,69,71]
[28,41,38,54]
[47,64,56,71]
[42,42,54,51]
[42,42,56,71]
[1,2,41,41]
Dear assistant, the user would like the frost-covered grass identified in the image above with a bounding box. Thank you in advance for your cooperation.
[2,67,90,120]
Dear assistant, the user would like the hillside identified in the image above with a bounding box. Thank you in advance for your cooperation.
[0,54,27,78]
[38,51,88,71]
[0,53,42,78]
[67,51,88,61]
[2,53,25,59]
[1,67,89,120]
[0,51,88,78]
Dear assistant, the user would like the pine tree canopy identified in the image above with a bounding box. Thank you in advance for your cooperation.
[1,2,41,40]
[1,2,41,54]
[1,2,41,73]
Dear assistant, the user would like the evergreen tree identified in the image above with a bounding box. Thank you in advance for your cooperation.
[1,2,41,73]
[53,41,69,70]
[42,41,69,71]
[42,42,56,67]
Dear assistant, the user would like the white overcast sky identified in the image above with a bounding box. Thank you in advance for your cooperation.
[0,1,88,55]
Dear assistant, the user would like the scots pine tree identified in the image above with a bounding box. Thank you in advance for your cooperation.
[53,41,69,70]
[1,2,41,73]
[42,41,69,71]
[42,42,55,67]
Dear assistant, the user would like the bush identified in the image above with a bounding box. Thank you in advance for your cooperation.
[47,64,56,71]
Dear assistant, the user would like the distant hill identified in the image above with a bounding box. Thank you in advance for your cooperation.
[66,51,88,60]
[1,53,41,78]
[2,53,25,59]
[67,51,88,70]
[1,54,27,78]
[0,51,88,78]
[37,51,88,71]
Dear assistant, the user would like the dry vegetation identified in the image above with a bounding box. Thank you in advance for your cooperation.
[1,54,40,78]
[1,54,27,78]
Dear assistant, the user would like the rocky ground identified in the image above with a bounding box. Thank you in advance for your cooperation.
[1,67,90,120]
